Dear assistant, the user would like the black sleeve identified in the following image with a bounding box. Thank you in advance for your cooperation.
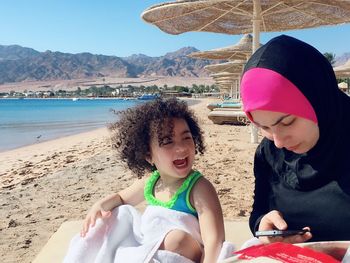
[249,141,273,235]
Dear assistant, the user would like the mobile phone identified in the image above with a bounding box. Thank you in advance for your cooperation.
[255,229,308,237]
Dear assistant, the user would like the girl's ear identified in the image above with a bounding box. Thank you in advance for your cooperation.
[145,153,153,165]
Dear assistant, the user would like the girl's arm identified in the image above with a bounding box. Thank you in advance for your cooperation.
[191,177,225,263]
[81,177,146,237]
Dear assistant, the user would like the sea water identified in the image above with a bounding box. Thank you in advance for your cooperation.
[0,98,141,152]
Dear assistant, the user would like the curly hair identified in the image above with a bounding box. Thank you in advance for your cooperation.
[109,98,205,178]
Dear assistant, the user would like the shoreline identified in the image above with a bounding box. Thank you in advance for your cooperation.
[0,97,138,100]
[0,97,203,153]
[0,97,258,263]
[0,126,110,153]
[0,127,108,155]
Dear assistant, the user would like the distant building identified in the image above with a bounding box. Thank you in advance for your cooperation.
[35,91,44,98]
[117,87,133,97]
[24,91,35,97]
[43,91,55,97]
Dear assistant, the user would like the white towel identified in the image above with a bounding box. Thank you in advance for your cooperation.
[63,205,235,263]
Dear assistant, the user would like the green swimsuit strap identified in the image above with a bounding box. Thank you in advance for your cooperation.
[144,170,201,209]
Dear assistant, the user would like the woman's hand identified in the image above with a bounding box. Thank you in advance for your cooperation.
[258,210,312,244]
[80,201,111,237]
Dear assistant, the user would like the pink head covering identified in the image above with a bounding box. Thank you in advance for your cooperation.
[241,67,318,124]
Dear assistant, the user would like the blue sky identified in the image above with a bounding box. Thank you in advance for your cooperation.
[1,0,350,58]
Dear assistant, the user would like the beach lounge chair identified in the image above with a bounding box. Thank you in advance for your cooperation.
[207,101,241,111]
[208,108,249,125]
[32,220,252,263]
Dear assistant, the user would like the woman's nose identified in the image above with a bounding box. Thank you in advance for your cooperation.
[272,132,286,149]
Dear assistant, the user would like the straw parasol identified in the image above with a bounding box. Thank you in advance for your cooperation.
[338,82,348,91]
[142,0,350,142]
[210,71,241,99]
[215,80,235,85]
[334,59,350,77]
[211,71,241,99]
[215,82,236,98]
[142,0,350,55]
[142,1,350,142]
[334,60,350,93]
[188,34,253,60]
[206,62,244,101]
[214,76,237,80]
[210,72,238,78]
[188,35,250,101]
[204,61,245,73]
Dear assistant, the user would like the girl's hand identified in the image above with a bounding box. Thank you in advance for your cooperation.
[80,202,111,237]
[258,210,312,244]
[79,181,146,238]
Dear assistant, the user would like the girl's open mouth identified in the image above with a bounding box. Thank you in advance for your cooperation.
[173,157,188,168]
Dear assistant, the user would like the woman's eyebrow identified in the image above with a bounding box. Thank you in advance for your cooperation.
[254,114,291,127]
[271,114,291,126]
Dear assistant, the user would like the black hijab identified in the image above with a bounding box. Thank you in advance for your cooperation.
[243,35,350,190]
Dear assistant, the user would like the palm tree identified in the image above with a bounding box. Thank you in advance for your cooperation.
[324,52,336,66]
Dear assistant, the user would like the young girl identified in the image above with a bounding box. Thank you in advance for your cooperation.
[64,98,226,263]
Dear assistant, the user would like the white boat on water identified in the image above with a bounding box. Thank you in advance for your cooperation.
[72,98,80,101]
[137,94,159,100]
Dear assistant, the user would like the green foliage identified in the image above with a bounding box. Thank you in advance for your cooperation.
[76,87,82,95]
[190,84,213,93]
[2,82,221,98]
[323,52,336,65]
[173,86,189,93]
[337,78,349,84]
[84,85,115,96]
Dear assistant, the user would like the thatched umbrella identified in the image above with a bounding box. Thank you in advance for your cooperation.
[338,82,348,92]
[142,0,350,55]
[210,72,238,78]
[205,62,243,99]
[189,35,253,101]
[211,71,241,99]
[210,72,240,99]
[204,61,245,73]
[214,76,238,81]
[188,34,253,60]
[334,59,350,77]
[215,82,234,98]
[142,0,350,142]
[334,60,350,93]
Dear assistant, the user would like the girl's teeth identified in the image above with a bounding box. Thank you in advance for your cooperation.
[173,158,186,166]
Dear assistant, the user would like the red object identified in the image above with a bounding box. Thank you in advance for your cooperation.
[234,242,340,263]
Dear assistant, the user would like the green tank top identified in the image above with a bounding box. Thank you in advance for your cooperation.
[144,170,202,217]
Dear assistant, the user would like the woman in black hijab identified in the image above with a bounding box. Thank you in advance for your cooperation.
[240,35,350,243]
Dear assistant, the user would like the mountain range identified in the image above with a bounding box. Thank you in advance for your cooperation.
[0,45,219,84]
[0,44,348,85]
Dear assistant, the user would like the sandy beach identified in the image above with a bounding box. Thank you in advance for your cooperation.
[0,97,259,263]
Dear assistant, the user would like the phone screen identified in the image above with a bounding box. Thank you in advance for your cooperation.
[255,229,308,237]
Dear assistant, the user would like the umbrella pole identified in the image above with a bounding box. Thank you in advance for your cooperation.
[235,79,238,100]
[238,78,241,101]
[252,0,261,53]
[249,0,261,143]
